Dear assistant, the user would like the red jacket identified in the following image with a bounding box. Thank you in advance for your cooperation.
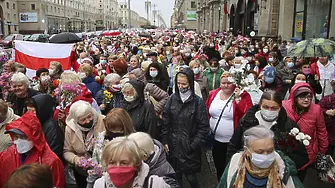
[282,83,328,169]
[206,88,253,129]
[311,62,320,78]
[0,112,65,188]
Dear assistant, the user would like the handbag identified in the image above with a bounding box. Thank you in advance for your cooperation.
[206,93,235,149]
[315,153,335,183]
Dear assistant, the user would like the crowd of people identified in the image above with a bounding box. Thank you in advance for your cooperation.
[0,30,334,188]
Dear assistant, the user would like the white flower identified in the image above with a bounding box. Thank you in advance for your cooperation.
[305,135,311,140]
[292,128,299,135]
[228,77,235,83]
[230,69,236,74]
[295,135,301,140]
[303,140,310,146]
[297,133,305,140]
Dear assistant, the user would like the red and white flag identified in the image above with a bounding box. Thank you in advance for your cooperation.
[15,40,73,78]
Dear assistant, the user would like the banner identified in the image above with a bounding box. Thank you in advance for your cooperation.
[19,12,38,23]
[295,13,303,33]
[15,40,73,78]
[187,11,197,21]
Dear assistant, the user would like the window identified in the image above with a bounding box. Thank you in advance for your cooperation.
[31,4,36,10]
[14,14,16,19]
[14,26,17,31]
[13,3,16,10]
[58,8,60,13]
[6,2,9,9]
[54,7,56,12]
[191,1,196,9]
[50,6,52,11]
[7,13,10,20]
[121,5,123,8]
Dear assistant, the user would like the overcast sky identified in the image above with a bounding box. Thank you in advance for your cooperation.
[119,0,174,27]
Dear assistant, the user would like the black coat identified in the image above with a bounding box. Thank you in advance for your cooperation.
[7,88,40,116]
[96,90,124,115]
[124,79,158,139]
[226,105,309,170]
[161,68,209,173]
[32,94,64,160]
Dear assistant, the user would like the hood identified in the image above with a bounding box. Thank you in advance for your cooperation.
[130,68,147,83]
[145,63,163,80]
[6,111,47,152]
[0,108,16,128]
[127,79,145,104]
[82,76,96,84]
[174,67,195,97]
[288,82,314,101]
[33,94,54,124]
[149,139,166,168]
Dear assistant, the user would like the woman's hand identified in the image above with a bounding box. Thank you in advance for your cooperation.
[58,109,66,123]
[234,87,241,97]
[326,109,335,116]
[164,144,169,154]
[99,104,106,111]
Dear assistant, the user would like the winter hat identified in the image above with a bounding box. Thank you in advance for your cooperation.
[112,58,128,71]
[36,68,49,77]
[264,66,276,84]
[128,132,154,156]
[294,86,312,97]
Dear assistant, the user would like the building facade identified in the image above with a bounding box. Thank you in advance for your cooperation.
[196,0,335,40]
[173,0,197,30]
[96,0,118,30]
[0,0,20,36]
[118,2,149,28]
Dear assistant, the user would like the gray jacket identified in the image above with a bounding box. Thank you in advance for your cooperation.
[144,83,169,114]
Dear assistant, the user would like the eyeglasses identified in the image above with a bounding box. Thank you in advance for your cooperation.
[298,95,313,100]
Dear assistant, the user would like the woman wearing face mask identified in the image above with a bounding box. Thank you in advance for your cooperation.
[128,132,179,188]
[93,137,171,188]
[86,108,135,188]
[283,72,307,100]
[161,68,209,188]
[227,91,309,172]
[283,83,328,181]
[33,68,53,94]
[146,63,169,91]
[78,64,101,99]
[64,100,106,188]
[254,56,268,76]
[278,57,298,98]
[189,60,209,101]
[95,55,108,77]
[0,111,65,188]
[259,46,270,61]
[49,61,63,80]
[206,72,253,180]
[300,61,322,97]
[203,58,224,91]
[122,79,158,139]
[96,73,124,115]
[219,127,303,187]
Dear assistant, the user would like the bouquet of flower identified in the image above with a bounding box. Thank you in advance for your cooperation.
[276,127,310,154]
[54,81,82,110]
[103,90,113,104]
[228,68,254,91]
[78,157,103,177]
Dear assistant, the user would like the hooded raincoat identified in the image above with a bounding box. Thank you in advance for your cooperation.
[282,83,328,169]
[161,68,209,173]
[32,94,64,160]
[0,111,65,188]
[124,79,158,139]
[0,107,19,152]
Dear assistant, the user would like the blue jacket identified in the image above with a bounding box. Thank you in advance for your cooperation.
[82,76,101,98]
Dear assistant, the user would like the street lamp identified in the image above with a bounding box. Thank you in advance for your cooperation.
[218,6,221,32]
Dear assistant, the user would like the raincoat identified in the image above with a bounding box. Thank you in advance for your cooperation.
[282,83,328,169]
[0,111,65,188]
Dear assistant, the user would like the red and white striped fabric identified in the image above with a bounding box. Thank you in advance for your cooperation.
[15,40,73,78]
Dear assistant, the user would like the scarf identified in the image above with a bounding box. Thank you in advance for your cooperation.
[233,152,282,188]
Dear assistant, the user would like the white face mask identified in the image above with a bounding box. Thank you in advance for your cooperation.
[295,80,306,84]
[234,64,242,69]
[166,51,170,55]
[260,108,280,121]
[263,49,269,53]
[147,58,152,62]
[40,75,50,83]
[251,151,276,169]
[149,71,158,78]
[78,72,86,79]
[193,67,200,74]
[14,138,34,154]
[48,69,54,76]
[124,95,135,102]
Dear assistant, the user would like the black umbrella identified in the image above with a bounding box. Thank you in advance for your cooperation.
[49,32,81,43]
